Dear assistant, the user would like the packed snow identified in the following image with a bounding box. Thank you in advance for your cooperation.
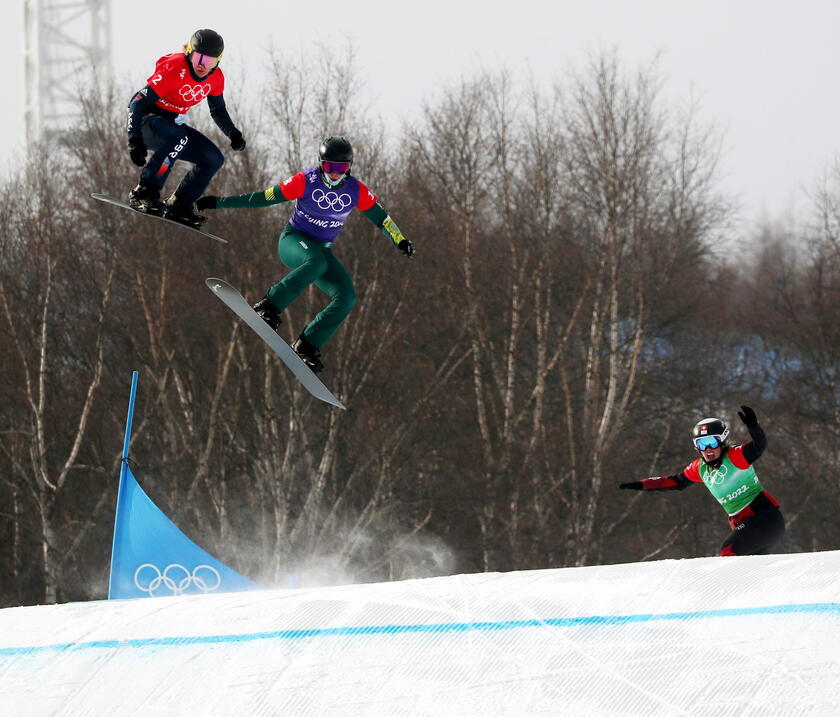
[2,551,839,715]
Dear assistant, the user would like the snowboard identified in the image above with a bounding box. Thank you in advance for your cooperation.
[205,278,345,410]
[90,193,229,244]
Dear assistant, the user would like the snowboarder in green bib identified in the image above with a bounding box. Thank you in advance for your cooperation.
[619,406,785,556]
[197,136,413,373]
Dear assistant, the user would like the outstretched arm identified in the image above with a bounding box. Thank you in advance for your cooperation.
[217,185,289,209]
[361,202,414,256]
[620,473,694,491]
[197,174,303,210]
[737,405,767,464]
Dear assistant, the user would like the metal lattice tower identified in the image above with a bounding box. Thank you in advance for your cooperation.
[23,0,111,145]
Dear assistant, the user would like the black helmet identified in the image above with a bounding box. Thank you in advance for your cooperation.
[188,29,224,58]
[692,417,730,451]
[319,136,354,164]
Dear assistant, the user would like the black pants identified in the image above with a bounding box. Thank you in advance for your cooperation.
[720,492,785,556]
[140,115,224,203]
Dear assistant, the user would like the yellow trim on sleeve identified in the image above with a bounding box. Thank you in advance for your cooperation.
[264,186,276,201]
[383,216,405,245]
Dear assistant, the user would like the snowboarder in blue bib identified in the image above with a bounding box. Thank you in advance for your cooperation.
[197,136,413,373]
[619,406,785,556]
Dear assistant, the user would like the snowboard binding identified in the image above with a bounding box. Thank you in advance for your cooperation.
[128,181,164,216]
[292,335,324,374]
[252,296,282,331]
[163,195,207,228]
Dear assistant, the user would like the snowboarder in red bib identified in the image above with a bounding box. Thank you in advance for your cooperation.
[126,29,246,227]
[197,136,413,373]
[620,406,785,556]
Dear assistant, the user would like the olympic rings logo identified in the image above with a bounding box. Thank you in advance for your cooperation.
[312,188,352,211]
[704,464,728,486]
[133,563,222,596]
[178,84,211,103]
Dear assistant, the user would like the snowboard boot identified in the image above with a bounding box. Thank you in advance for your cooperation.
[163,194,207,228]
[252,296,281,330]
[292,334,324,374]
[128,180,164,216]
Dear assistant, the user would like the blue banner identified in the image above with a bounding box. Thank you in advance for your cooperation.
[108,372,258,599]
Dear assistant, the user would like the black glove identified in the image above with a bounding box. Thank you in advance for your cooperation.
[196,196,218,211]
[229,131,246,151]
[397,239,414,257]
[738,405,758,427]
[128,136,147,167]
[619,481,643,490]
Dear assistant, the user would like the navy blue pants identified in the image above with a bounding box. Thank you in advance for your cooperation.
[140,116,224,203]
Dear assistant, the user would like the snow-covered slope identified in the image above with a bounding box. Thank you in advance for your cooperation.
[2,551,839,715]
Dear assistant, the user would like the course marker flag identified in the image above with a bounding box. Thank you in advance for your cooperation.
[108,372,257,599]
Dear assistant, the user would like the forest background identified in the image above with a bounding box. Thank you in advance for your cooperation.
[2,49,839,607]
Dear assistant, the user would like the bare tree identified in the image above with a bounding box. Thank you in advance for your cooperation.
[743,170,840,552]
[0,145,116,603]
[550,53,726,565]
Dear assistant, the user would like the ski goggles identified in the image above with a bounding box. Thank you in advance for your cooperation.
[190,52,221,70]
[321,160,351,174]
[693,435,724,450]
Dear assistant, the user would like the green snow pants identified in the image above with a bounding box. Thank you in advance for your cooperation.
[266,225,357,349]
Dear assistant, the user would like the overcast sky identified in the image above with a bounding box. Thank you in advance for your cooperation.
[5,0,840,229]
